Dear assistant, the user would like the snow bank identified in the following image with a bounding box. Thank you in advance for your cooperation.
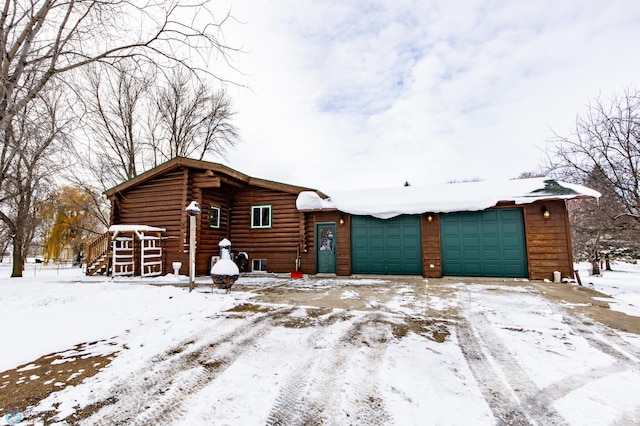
[0,266,245,373]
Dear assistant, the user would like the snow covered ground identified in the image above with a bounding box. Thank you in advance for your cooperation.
[0,262,639,425]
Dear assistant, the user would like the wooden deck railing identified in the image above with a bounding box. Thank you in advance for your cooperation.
[85,231,110,275]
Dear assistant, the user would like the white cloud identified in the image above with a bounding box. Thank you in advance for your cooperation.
[217,0,640,191]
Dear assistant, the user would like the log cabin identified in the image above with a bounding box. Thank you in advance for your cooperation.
[86,157,319,277]
[85,157,599,281]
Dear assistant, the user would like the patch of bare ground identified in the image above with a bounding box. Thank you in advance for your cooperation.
[279,308,352,329]
[0,340,121,422]
[225,302,273,314]
[390,317,453,342]
[530,281,640,334]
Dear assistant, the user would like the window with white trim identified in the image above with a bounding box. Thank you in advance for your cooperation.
[209,206,221,229]
[252,259,268,272]
[251,205,272,228]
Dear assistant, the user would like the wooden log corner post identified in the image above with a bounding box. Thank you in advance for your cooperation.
[180,168,190,252]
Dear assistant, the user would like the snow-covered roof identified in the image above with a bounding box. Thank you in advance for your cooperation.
[296,178,600,219]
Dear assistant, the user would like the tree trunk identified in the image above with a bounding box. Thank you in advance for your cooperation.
[11,238,23,277]
[590,258,601,275]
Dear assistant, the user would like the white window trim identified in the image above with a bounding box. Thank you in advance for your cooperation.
[209,206,221,229]
[251,205,272,229]
[252,259,268,272]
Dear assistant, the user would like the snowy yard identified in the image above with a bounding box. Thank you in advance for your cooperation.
[1,263,639,425]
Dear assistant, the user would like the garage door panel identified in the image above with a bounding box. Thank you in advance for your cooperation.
[502,236,521,247]
[386,250,403,260]
[443,236,460,247]
[503,249,523,260]
[462,223,479,234]
[482,210,498,220]
[351,215,422,275]
[462,238,480,246]
[464,262,483,275]
[499,209,520,220]
[482,236,500,247]
[483,249,501,261]
[483,264,502,275]
[463,249,481,260]
[502,223,521,234]
[441,209,527,277]
[503,265,525,275]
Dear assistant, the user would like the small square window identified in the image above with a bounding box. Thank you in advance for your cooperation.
[209,206,221,228]
[251,205,272,228]
[252,259,267,272]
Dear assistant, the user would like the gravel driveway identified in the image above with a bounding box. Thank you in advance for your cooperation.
[7,275,640,425]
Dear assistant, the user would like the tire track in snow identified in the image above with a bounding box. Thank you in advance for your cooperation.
[531,289,640,405]
[560,315,640,366]
[540,363,628,401]
[456,318,534,426]
[456,315,567,426]
[80,305,295,426]
[533,284,640,365]
[265,312,392,426]
[335,314,393,425]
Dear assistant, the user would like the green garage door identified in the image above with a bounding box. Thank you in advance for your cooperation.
[351,215,422,275]
[440,209,528,277]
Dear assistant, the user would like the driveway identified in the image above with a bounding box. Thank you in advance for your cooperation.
[9,275,640,425]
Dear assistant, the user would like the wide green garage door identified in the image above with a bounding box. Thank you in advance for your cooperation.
[351,215,422,275]
[440,208,528,277]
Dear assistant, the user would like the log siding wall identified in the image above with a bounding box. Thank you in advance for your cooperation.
[228,188,302,274]
[523,200,574,280]
[110,167,307,275]
[109,162,576,280]
[421,214,442,278]
[110,169,188,270]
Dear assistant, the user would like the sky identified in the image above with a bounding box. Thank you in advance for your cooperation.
[211,0,640,192]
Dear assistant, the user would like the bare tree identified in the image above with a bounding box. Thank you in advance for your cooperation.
[0,87,71,276]
[1,0,237,276]
[515,170,546,179]
[0,221,10,262]
[1,1,235,130]
[548,88,640,266]
[567,166,635,274]
[548,89,640,218]
[149,70,239,165]
[82,61,153,183]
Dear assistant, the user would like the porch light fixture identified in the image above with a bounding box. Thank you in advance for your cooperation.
[542,206,550,219]
[427,215,433,222]
[339,214,345,225]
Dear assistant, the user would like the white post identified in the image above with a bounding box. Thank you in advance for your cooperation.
[189,214,196,292]
[186,201,201,293]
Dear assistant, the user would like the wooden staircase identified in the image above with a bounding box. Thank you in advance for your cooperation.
[85,232,111,276]
[84,226,165,277]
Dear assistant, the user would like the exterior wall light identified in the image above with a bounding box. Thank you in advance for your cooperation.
[543,206,550,219]
[339,214,345,225]
[427,214,433,222]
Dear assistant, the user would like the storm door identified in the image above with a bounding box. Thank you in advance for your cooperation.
[316,223,337,273]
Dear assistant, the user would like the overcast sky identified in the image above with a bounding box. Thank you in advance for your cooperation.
[215,0,640,192]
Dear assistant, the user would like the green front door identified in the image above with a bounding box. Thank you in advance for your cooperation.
[351,215,422,275]
[317,223,337,273]
[440,208,528,277]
